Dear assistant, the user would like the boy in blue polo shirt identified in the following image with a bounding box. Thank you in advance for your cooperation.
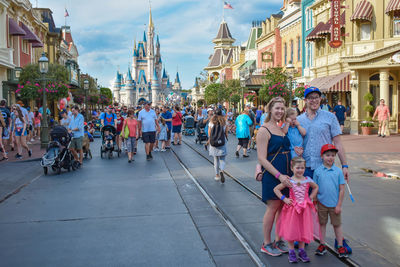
[313,144,348,258]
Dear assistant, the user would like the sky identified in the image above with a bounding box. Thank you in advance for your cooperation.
[33,0,282,89]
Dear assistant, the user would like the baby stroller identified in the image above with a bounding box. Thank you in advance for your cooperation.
[40,125,76,175]
[195,118,208,144]
[183,116,195,136]
[100,125,120,159]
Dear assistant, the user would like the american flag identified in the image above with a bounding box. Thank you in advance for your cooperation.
[64,8,69,17]
[224,1,233,9]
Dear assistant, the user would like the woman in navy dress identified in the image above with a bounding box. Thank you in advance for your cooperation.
[256,97,292,257]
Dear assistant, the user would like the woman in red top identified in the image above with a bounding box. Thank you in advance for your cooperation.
[172,105,183,145]
[122,109,138,163]
[115,110,124,152]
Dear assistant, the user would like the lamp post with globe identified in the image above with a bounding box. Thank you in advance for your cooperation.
[286,61,295,106]
[38,52,49,148]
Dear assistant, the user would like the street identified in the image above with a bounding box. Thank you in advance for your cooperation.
[0,135,398,266]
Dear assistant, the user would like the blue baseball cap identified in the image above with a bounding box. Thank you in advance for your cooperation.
[304,86,322,98]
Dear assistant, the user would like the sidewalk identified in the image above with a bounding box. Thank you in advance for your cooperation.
[341,134,400,177]
[0,138,45,164]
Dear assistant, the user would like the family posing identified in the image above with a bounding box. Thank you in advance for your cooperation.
[257,87,350,263]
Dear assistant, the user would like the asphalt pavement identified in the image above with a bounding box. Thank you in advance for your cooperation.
[0,134,398,267]
[0,140,217,267]
[179,133,399,267]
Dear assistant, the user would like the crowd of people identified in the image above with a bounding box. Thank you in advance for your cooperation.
[0,89,359,263]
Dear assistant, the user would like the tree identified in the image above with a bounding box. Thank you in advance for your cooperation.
[100,87,112,99]
[224,79,242,95]
[259,67,290,104]
[19,63,69,84]
[204,83,229,104]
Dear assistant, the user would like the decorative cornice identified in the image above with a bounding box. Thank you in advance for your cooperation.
[342,42,400,63]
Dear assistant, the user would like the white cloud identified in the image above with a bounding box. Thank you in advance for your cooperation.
[34,0,283,88]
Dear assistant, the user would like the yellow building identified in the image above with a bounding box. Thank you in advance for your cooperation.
[306,0,349,108]
[343,0,400,134]
[279,0,303,76]
[306,0,400,134]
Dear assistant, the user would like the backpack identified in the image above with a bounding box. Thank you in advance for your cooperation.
[210,124,225,147]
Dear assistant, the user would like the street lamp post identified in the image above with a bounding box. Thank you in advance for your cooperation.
[39,52,49,149]
[286,62,295,106]
[84,79,89,122]
[240,76,245,112]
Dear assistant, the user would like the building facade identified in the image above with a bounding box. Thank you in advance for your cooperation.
[343,0,400,134]
[0,0,46,103]
[301,0,316,82]
[256,12,283,70]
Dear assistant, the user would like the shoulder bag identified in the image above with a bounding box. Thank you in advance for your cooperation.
[254,146,282,181]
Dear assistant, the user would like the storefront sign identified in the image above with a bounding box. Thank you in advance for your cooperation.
[329,0,342,48]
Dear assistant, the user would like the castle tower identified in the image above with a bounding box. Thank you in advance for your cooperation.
[151,68,160,104]
[147,7,155,82]
[132,39,138,79]
[125,68,136,107]
[112,71,122,103]
[173,72,182,90]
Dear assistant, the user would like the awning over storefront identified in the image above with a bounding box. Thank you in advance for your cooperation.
[351,0,373,21]
[317,12,346,37]
[8,18,26,36]
[307,72,351,92]
[239,60,256,70]
[386,0,400,14]
[21,23,42,44]
[306,22,326,41]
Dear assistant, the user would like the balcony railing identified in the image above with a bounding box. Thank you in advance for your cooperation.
[0,48,15,68]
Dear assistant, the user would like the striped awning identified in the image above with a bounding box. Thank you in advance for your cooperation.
[316,12,346,36]
[306,22,326,41]
[351,0,373,21]
[386,0,400,14]
[307,72,351,92]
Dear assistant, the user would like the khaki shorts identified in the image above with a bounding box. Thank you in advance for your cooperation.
[70,137,83,150]
[318,202,341,227]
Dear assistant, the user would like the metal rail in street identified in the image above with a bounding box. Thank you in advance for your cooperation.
[178,139,360,267]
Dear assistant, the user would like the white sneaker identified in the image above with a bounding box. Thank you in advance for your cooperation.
[160,149,166,152]
[214,176,220,181]
[30,139,35,142]
[27,142,32,145]
[153,148,160,152]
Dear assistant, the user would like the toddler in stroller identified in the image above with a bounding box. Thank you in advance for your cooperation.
[100,125,120,159]
[183,115,195,136]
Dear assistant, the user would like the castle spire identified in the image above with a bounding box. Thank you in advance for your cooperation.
[149,6,154,30]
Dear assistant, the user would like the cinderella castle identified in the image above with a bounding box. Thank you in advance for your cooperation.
[111,8,182,106]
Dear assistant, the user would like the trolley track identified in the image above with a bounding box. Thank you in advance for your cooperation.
[174,139,359,267]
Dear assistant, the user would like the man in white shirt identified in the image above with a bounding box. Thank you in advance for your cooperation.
[138,101,160,160]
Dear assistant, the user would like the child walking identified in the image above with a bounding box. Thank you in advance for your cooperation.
[313,144,349,258]
[274,157,319,263]
[158,117,168,151]
[282,108,306,158]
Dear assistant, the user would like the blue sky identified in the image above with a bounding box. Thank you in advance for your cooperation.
[34,0,282,89]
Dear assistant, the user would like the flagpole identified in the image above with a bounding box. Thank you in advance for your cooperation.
[222,0,225,21]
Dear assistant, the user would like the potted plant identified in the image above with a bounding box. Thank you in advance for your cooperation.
[361,92,375,135]
[360,120,374,135]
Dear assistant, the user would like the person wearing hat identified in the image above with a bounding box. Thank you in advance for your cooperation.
[313,144,348,258]
[297,87,349,182]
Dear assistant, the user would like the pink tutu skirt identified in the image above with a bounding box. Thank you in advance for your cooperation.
[277,199,316,243]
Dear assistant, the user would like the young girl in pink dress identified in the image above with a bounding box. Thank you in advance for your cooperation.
[274,157,318,263]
